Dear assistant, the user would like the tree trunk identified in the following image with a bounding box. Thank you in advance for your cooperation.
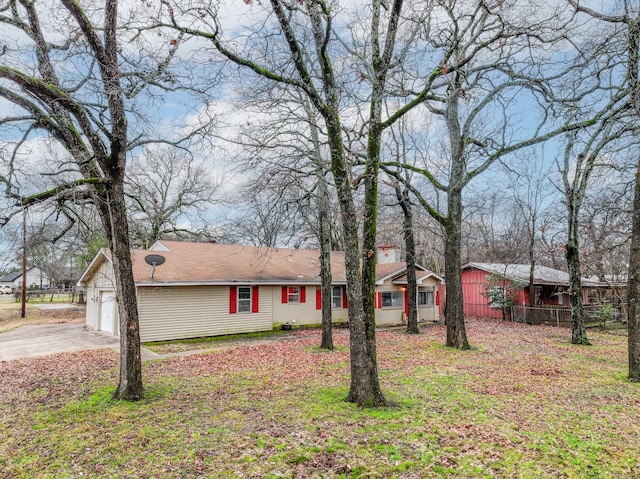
[528,223,536,323]
[359,121,384,403]
[444,189,470,349]
[627,8,640,382]
[318,171,334,350]
[443,77,470,350]
[307,101,334,351]
[566,209,590,345]
[396,186,419,334]
[107,182,144,400]
[326,122,385,407]
[628,155,640,381]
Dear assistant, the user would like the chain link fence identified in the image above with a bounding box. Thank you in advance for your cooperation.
[510,304,625,328]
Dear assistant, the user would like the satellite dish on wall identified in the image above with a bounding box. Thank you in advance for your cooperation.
[144,254,166,266]
[144,254,165,282]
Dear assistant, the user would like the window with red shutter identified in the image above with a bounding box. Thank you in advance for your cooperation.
[237,286,251,313]
[283,286,301,303]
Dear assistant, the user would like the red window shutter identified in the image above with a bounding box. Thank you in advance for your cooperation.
[252,286,259,313]
[300,286,306,303]
[436,290,440,306]
[404,289,409,316]
[281,286,288,304]
[342,286,348,309]
[316,287,322,310]
[375,291,382,309]
[229,286,237,314]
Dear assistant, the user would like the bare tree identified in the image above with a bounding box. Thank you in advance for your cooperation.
[384,119,420,333]
[499,152,559,320]
[394,184,419,333]
[557,124,632,345]
[382,0,600,349]
[0,1,181,400]
[158,0,419,406]
[126,146,220,249]
[568,0,639,373]
[579,186,632,284]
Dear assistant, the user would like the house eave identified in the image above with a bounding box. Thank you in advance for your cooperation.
[135,280,348,287]
[377,264,444,285]
[77,249,112,287]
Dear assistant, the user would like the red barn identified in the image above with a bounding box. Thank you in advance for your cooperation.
[461,262,597,319]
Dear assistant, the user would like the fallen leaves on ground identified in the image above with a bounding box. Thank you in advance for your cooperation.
[1,318,637,479]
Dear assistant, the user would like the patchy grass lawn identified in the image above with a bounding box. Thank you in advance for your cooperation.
[145,330,293,354]
[0,301,84,333]
[1,318,638,478]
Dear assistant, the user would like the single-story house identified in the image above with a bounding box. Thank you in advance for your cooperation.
[78,240,444,342]
[47,267,80,291]
[0,267,51,291]
[461,262,600,319]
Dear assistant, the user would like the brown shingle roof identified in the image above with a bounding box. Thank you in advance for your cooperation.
[80,241,443,287]
[132,241,347,285]
[375,262,408,281]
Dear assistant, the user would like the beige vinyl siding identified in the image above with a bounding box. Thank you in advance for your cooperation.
[329,302,349,325]
[417,303,437,322]
[272,286,319,326]
[92,259,116,288]
[137,285,274,342]
[271,286,349,326]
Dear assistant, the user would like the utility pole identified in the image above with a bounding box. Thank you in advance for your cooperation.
[21,206,26,319]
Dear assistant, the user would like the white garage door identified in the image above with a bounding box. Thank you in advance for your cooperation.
[99,292,116,334]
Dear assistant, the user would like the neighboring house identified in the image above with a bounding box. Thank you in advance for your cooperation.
[461,262,599,319]
[47,267,80,291]
[78,240,444,342]
[0,267,50,290]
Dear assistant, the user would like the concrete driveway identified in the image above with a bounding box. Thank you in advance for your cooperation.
[0,323,159,361]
